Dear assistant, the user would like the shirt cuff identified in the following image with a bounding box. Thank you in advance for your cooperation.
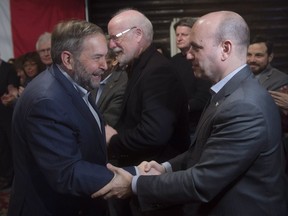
[161,162,172,173]
[132,175,139,194]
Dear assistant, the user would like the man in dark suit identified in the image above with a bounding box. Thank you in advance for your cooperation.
[105,9,190,167]
[90,49,128,128]
[171,17,211,136]
[0,58,19,190]
[92,11,288,216]
[104,8,190,216]
[247,35,288,91]
[8,20,135,216]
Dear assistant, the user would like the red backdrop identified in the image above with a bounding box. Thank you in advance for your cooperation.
[10,0,85,58]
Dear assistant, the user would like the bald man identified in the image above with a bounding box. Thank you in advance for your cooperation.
[104,8,191,216]
[93,11,288,216]
[105,9,190,170]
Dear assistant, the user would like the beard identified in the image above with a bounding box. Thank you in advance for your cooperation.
[72,59,101,91]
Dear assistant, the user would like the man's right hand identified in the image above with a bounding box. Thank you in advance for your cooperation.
[137,160,165,175]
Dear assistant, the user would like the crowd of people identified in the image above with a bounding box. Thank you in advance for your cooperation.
[0,8,287,216]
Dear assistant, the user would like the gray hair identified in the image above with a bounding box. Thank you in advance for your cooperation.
[51,20,104,64]
[113,8,154,43]
[35,32,51,50]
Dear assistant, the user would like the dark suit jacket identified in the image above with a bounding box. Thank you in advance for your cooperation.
[257,64,288,90]
[93,69,128,127]
[108,44,190,166]
[171,53,211,132]
[0,60,19,123]
[8,65,135,216]
[136,66,288,215]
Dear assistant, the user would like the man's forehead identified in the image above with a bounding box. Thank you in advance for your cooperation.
[248,43,268,52]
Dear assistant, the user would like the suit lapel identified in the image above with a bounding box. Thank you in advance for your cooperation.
[190,66,252,147]
[51,65,106,154]
[121,45,156,114]
[97,71,120,107]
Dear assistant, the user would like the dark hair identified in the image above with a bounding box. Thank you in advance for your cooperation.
[251,35,274,56]
[173,17,197,31]
[13,55,25,71]
[51,19,104,64]
[23,51,46,74]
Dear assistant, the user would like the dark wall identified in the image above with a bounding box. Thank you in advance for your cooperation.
[88,0,288,72]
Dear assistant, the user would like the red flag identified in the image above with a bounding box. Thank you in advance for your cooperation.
[0,0,86,61]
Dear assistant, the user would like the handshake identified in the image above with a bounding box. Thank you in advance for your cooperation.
[91,161,165,200]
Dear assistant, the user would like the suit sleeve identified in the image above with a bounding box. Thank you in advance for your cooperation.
[136,101,268,210]
[24,98,115,196]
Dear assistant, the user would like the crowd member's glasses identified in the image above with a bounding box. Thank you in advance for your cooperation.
[108,27,136,42]
[38,48,51,55]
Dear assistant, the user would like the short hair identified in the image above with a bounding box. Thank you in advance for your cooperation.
[51,19,104,64]
[173,17,197,31]
[250,35,274,56]
[35,32,51,51]
[23,51,46,75]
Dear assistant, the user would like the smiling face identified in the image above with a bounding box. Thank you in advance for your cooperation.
[71,34,108,91]
[108,24,139,67]
[23,60,38,78]
[107,10,145,67]
[247,42,272,75]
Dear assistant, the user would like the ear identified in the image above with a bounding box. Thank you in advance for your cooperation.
[61,51,74,70]
[134,28,143,42]
[221,40,232,61]
[268,52,274,63]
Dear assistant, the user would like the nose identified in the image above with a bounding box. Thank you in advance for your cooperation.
[186,46,194,60]
[101,57,108,71]
[108,39,117,49]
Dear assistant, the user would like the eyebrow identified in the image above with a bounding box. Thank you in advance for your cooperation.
[190,42,203,49]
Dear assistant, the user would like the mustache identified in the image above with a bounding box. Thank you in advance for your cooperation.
[249,63,259,66]
[113,47,122,53]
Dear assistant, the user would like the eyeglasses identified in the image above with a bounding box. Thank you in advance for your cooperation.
[108,27,136,42]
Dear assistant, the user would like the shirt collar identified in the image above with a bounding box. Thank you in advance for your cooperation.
[56,64,88,97]
[211,64,247,94]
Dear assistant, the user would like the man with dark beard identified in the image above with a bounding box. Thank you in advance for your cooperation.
[247,35,288,90]
[8,20,135,216]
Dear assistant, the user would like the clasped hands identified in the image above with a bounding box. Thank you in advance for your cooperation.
[91,161,165,199]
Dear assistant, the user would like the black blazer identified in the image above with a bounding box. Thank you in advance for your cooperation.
[171,53,211,132]
[0,60,19,123]
[96,69,128,127]
[136,66,288,215]
[108,44,190,166]
[8,65,135,216]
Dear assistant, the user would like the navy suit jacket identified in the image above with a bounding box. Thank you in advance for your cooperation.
[8,65,134,216]
[136,66,288,215]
